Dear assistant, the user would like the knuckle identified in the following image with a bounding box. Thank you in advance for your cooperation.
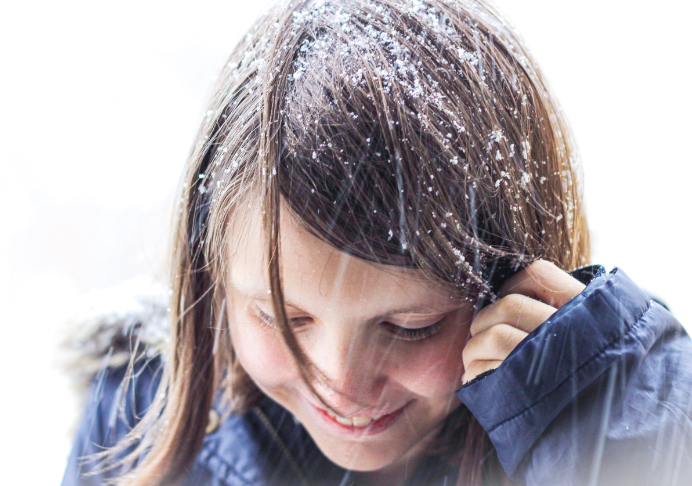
[464,361,499,383]
[531,259,555,271]
[464,362,482,380]
[469,313,485,336]
[486,324,511,347]
[461,340,475,367]
[529,259,558,277]
[498,293,524,316]
[467,362,481,375]
[487,324,521,351]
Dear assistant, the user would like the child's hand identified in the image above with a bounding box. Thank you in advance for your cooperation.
[461,260,586,384]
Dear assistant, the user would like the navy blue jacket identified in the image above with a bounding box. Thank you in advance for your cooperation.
[62,269,692,485]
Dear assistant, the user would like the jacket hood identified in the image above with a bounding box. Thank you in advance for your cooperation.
[59,275,170,407]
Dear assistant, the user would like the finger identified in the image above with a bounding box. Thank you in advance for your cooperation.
[499,260,585,308]
[462,360,503,384]
[470,293,557,336]
[462,324,528,370]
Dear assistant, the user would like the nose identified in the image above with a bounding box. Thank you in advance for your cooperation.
[309,324,388,415]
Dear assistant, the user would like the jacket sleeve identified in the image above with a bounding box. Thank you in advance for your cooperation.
[61,357,163,486]
[457,268,692,486]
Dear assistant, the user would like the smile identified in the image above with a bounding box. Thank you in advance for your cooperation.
[309,401,413,436]
[324,409,383,427]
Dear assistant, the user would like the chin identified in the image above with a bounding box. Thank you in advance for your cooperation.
[310,434,409,472]
[301,413,430,473]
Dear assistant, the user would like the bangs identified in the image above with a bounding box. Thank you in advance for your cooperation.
[274,1,551,299]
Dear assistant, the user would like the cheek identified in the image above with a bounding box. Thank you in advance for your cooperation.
[229,315,299,391]
[390,325,470,399]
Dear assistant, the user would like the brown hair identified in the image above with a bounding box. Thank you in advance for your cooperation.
[100,0,589,484]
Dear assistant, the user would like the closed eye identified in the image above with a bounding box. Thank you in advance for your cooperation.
[256,306,444,341]
[381,319,444,342]
[255,307,312,328]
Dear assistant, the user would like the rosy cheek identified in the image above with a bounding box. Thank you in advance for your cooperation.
[391,327,469,398]
[230,318,299,390]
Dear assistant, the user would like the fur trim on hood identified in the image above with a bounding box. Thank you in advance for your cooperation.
[59,276,170,408]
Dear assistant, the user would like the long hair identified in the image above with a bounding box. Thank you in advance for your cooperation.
[100,1,589,484]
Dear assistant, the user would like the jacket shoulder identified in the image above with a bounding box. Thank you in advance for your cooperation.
[458,268,692,485]
[57,278,298,486]
[61,356,164,486]
[61,355,281,486]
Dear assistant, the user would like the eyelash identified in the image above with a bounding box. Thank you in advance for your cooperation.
[255,307,444,342]
[256,308,311,328]
[382,320,445,341]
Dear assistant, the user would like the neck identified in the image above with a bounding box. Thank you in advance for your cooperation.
[352,416,452,486]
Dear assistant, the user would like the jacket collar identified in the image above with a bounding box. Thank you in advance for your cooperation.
[198,397,350,486]
[198,396,461,486]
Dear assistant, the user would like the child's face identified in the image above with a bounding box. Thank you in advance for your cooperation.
[226,207,474,473]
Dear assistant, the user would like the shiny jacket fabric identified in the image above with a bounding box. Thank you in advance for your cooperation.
[61,268,692,485]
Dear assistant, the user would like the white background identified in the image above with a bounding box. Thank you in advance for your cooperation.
[1,0,690,483]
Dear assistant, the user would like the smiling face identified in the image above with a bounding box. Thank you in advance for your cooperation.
[225,206,474,475]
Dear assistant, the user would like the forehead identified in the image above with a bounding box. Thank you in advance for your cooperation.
[226,204,461,317]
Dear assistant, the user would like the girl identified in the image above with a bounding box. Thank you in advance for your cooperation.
[61,0,692,485]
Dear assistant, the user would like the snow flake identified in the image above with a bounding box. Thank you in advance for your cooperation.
[451,247,465,265]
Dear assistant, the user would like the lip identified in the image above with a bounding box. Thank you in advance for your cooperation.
[307,399,413,437]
